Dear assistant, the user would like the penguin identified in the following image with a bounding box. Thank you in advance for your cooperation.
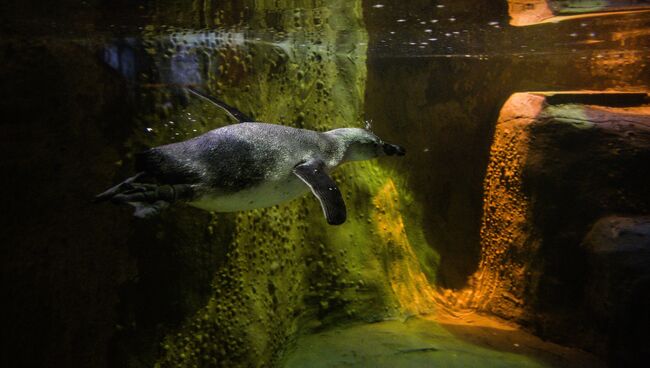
[95,89,405,225]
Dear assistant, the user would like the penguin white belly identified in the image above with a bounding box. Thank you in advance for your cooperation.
[189,176,309,212]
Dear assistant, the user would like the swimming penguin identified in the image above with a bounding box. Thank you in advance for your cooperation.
[95,89,405,225]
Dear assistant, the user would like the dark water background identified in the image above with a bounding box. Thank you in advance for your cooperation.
[1,1,649,367]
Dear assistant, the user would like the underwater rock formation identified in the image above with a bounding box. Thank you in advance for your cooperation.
[582,216,650,366]
[115,2,374,367]
[462,91,650,360]
[104,2,440,368]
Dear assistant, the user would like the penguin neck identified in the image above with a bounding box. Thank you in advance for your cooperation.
[322,128,359,164]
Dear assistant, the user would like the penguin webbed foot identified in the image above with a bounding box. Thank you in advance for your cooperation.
[93,172,147,203]
[95,174,195,218]
[111,183,177,203]
[132,200,170,219]
[122,182,194,218]
[97,180,194,204]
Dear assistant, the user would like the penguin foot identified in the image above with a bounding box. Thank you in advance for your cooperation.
[110,183,183,203]
[131,200,170,219]
[117,184,194,218]
[95,174,195,217]
[94,172,146,203]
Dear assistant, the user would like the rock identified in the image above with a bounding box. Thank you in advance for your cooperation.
[464,91,650,360]
[582,216,650,366]
[132,2,439,368]
[584,216,650,255]
[508,0,650,26]
[283,318,544,368]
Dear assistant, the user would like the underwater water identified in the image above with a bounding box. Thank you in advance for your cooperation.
[2,1,650,367]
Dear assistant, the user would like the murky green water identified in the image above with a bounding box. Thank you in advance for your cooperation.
[2,1,649,367]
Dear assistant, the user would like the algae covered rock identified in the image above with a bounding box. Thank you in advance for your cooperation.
[100,1,442,367]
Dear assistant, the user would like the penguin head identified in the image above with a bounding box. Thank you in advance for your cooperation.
[330,128,406,162]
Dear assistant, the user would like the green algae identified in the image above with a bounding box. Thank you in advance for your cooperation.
[153,163,444,368]
[282,318,547,368]
[126,2,448,366]
[119,1,447,367]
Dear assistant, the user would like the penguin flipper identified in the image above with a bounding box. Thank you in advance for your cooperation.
[186,87,254,123]
[293,159,347,225]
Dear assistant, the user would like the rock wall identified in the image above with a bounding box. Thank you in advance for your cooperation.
[460,92,650,362]
[582,216,650,365]
[107,1,441,367]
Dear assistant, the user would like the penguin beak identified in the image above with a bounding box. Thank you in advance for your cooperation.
[383,143,406,156]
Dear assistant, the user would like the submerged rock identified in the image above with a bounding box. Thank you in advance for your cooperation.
[461,91,650,361]
[583,216,650,366]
